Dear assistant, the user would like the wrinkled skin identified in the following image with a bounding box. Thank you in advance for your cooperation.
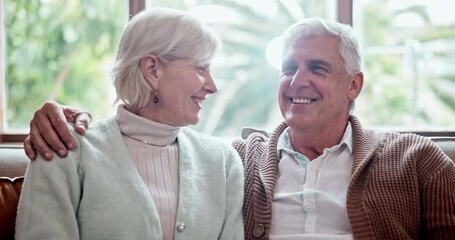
[24,101,91,160]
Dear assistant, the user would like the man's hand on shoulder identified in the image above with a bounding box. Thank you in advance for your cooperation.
[23,101,92,161]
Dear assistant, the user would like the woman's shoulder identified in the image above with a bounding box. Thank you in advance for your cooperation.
[180,127,229,146]
[68,117,125,161]
[179,128,243,174]
[83,117,118,137]
[77,117,122,145]
[179,127,239,158]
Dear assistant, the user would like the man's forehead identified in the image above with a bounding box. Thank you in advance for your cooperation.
[283,36,340,58]
[291,34,340,47]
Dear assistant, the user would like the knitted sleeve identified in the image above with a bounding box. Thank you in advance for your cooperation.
[15,130,82,239]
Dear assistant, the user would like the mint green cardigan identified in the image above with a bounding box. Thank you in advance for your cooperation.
[16,117,244,240]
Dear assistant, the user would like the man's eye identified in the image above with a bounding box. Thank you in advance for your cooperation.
[310,65,326,74]
[281,66,297,76]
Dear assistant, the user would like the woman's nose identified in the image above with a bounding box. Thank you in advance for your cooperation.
[204,73,217,94]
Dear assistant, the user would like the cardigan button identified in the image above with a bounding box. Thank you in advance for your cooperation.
[253,224,265,238]
[176,223,185,232]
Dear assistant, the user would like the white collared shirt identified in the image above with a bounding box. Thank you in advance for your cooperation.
[270,123,354,240]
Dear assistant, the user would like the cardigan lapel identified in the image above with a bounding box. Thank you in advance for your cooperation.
[105,117,160,211]
[346,115,382,239]
[349,116,380,176]
[260,122,287,204]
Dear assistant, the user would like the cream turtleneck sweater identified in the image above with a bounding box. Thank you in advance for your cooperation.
[116,105,180,240]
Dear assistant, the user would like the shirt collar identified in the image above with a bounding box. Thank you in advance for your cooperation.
[277,122,353,161]
[277,128,309,165]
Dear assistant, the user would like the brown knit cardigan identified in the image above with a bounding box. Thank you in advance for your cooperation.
[232,116,455,240]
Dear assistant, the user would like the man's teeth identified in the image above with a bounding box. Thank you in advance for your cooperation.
[292,98,312,104]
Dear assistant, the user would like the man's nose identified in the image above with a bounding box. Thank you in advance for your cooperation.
[290,67,311,88]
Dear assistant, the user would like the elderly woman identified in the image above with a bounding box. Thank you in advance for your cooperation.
[15,8,244,240]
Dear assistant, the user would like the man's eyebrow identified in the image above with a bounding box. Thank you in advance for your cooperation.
[281,59,294,67]
[280,58,333,70]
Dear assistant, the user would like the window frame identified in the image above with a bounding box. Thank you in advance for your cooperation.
[0,0,6,141]
[0,0,146,143]
[0,0,453,143]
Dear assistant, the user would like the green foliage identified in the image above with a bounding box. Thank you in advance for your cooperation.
[358,0,455,128]
[362,0,391,45]
[415,27,455,42]
[5,0,455,135]
[5,0,126,129]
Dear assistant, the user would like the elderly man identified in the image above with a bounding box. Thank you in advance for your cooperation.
[24,18,455,239]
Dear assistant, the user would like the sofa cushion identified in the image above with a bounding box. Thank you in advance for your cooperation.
[0,145,29,178]
[0,177,24,240]
[431,137,455,162]
[0,145,28,240]
[0,137,453,240]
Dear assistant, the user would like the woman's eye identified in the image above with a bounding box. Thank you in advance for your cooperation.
[196,65,209,74]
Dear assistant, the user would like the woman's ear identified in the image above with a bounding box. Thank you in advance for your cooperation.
[140,54,161,90]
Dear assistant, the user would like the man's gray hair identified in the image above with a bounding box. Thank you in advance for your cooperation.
[282,18,362,76]
[111,8,220,111]
[281,18,362,111]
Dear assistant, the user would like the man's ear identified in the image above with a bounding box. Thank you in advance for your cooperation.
[348,72,364,101]
[140,54,161,90]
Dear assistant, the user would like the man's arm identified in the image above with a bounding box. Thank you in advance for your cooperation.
[24,101,92,160]
[422,154,455,238]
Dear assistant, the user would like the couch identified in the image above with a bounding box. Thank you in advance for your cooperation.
[0,145,28,240]
[1,137,455,240]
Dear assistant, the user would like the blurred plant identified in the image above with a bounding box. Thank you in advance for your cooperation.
[5,0,126,129]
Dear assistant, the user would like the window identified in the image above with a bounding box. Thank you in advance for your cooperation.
[353,0,455,132]
[144,0,341,138]
[1,0,128,141]
[1,0,453,143]
[1,0,341,141]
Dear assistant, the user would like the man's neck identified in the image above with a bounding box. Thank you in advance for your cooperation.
[289,119,349,160]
